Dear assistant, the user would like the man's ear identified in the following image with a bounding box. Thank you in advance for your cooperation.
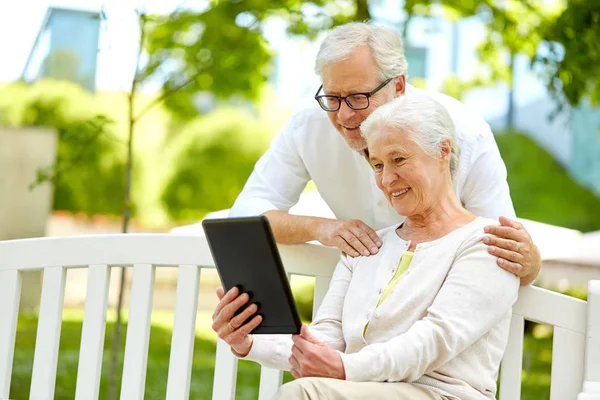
[440,138,452,161]
[393,75,406,97]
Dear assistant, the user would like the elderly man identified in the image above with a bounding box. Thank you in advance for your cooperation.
[229,22,541,285]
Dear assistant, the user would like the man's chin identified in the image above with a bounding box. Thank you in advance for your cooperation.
[343,135,367,152]
[347,139,367,152]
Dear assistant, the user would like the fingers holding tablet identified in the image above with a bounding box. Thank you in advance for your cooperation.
[212,286,263,356]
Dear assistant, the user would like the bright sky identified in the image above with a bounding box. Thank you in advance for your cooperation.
[0,0,322,103]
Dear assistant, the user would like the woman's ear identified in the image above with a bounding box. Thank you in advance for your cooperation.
[440,138,452,161]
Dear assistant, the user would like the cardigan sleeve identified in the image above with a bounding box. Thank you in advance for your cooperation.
[240,254,353,369]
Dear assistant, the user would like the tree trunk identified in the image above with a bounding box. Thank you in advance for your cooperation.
[507,52,516,130]
[107,13,146,400]
[355,0,370,21]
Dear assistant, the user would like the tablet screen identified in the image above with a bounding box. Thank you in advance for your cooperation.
[202,216,302,334]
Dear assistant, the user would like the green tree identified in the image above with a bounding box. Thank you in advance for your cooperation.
[142,0,372,118]
[541,1,600,109]
[143,0,600,115]
[403,0,600,110]
[0,80,127,215]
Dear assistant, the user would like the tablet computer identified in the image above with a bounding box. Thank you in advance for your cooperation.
[202,216,302,334]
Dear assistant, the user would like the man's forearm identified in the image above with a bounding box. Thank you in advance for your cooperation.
[263,210,328,244]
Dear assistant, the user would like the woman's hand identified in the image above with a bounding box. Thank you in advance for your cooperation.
[211,286,263,357]
[289,324,345,379]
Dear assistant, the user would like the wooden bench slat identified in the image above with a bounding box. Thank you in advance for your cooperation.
[120,264,155,400]
[584,281,600,384]
[514,285,586,333]
[0,270,21,399]
[499,314,524,400]
[30,267,66,400]
[313,276,331,319]
[166,265,201,400]
[258,367,283,400]
[212,339,238,400]
[550,327,585,400]
[75,264,111,400]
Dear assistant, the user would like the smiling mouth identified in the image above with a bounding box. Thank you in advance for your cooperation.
[391,188,410,198]
[342,124,361,131]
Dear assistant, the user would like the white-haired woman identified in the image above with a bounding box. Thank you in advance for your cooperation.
[211,94,519,400]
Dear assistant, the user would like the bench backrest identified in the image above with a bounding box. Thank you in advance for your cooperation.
[0,234,598,400]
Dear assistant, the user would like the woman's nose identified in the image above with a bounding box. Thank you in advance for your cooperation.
[381,167,397,187]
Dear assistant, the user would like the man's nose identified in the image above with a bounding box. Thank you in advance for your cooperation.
[337,100,355,122]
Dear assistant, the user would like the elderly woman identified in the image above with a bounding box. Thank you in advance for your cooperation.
[211,94,519,400]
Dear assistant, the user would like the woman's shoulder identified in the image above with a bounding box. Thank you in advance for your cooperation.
[458,216,496,238]
[454,216,499,253]
[376,224,400,238]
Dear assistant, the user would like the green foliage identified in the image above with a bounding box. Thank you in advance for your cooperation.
[143,9,272,118]
[405,0,600,110]
[160,108,272,222]
[142,0,370,118]
[541,1,600,109]
[438,74,489,102]
[496,131,600,232]
[0,80,128,216]
[139,0,600,119]
[291,277,315,323]
[0,80,288,225]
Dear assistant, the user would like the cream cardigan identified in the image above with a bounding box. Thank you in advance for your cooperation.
[242,217,519,400]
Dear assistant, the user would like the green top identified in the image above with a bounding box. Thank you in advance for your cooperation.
[377,251,414,306]
[364,251,414,335]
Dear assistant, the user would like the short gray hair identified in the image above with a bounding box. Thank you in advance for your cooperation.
[315,23,408,81]
[360,94,461,180]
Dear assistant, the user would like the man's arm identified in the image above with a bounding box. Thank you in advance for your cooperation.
[230,110,381,256]
[460,129,542,285]
[264,210,382,257]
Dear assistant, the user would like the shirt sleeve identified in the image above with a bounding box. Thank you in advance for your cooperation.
[239,255,352,369]
[339,238,519,382]
[459,128,516,220]
[229,111,311,217]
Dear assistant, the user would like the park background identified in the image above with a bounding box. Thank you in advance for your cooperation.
[1,0,600,398]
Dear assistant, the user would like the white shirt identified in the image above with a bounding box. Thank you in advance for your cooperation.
[230,86,515,226]
[242,217,520,400]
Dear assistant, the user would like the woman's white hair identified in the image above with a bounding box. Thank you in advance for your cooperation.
[360,94,461,180]
[315,23,408,81]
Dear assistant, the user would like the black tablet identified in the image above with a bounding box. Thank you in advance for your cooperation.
[202,216,302,334]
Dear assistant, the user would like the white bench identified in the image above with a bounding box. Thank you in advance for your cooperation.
[0,234,599,400]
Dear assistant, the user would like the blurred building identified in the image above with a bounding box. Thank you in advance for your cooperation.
[21,6,101,91]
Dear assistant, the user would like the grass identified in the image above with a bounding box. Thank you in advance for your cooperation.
[496,131,600,232]
[10,310,550,399]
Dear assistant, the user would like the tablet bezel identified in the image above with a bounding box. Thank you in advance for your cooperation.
[202,216,302,334]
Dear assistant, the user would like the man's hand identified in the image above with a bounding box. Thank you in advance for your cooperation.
[289,324,346,380]
[316,219,382,257]
[484,216,542,286]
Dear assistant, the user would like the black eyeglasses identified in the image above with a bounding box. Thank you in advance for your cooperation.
[314,78,394,112]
